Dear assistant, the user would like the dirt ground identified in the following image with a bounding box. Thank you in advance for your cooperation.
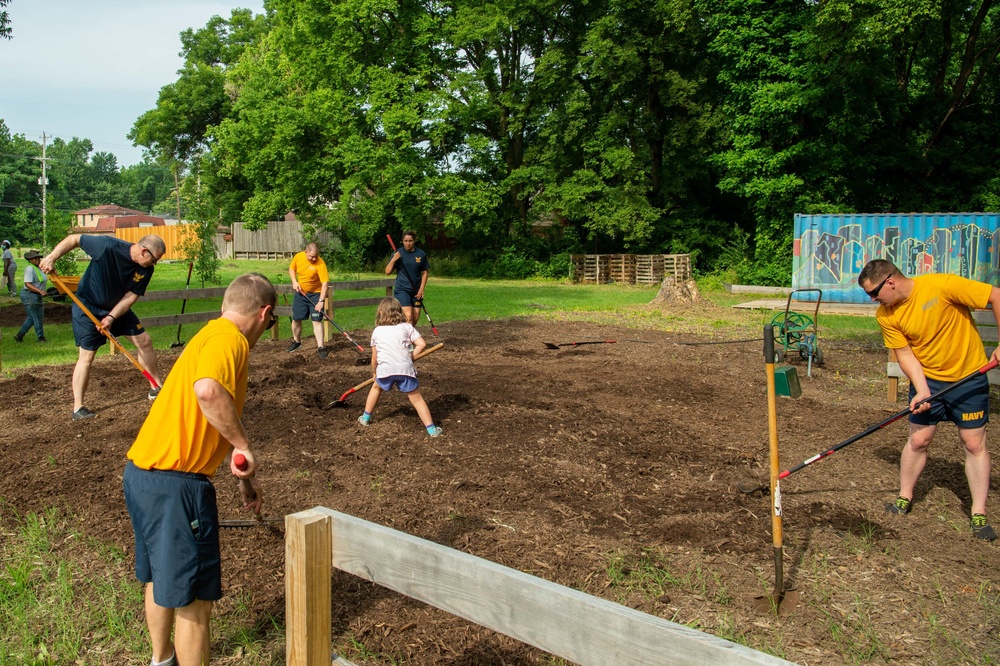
[1,302,999,665]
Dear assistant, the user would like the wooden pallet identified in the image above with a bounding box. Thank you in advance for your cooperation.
[664,254,692,282]
[608,254,637,284]
[635,255,666,285]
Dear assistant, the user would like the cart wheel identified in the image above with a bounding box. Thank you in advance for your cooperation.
[775,348,786,363]
[813,347,824,366]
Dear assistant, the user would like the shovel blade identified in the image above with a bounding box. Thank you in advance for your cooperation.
[753,588,799,615]
[543,342,561,349]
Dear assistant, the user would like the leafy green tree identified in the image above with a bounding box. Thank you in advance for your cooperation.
[0,0,11,40]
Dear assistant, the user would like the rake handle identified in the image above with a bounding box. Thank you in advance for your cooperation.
[334,342,444,403]
[778,358,999,481]
[46,271,159,389]
[320,309,366,354]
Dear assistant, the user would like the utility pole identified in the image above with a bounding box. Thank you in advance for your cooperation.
[35,132,50,251]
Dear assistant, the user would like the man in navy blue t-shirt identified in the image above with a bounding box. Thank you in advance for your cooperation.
[385,230,430,325]
[40,234,166,420]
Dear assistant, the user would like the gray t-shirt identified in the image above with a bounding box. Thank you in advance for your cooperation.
[3,248,15,273]
[370,323,423,378]
[23,264,46,291]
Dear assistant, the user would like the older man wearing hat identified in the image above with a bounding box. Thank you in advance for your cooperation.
[14,249,48,342]
[2,240,16,297]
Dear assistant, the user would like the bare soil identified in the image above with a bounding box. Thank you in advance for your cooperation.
[1,304,998,664]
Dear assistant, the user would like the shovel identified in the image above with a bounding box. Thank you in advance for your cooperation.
[171,261,194,348]
[738,357,1000,494]
[325,342,444,409]
[543,340,617,349]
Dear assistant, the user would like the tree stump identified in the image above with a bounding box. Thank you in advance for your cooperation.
[651,275,700,304]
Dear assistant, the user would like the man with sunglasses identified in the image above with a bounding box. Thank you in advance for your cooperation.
[40,233,167,420]
[858,259,1000,540]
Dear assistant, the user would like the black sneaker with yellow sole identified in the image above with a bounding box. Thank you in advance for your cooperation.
[885,496,912,514]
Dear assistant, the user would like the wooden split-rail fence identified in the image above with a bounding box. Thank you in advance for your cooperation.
[284,507,797,666]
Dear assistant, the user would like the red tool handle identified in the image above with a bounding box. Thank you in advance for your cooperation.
[387,234,397,251]
[234,453,247,470]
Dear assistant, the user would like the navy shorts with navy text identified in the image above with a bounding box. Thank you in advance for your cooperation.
[909,372,990,429]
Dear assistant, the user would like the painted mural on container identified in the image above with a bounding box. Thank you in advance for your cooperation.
[792,213,1000,303]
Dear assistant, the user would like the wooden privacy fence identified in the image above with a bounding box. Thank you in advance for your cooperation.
[116,226,196,262]
[284,507,796,666]
[571,254,691,285]
[886,309,1000,401]
[232,220,335,259]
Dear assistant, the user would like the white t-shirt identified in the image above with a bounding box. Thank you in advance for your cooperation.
[370,323,422,378]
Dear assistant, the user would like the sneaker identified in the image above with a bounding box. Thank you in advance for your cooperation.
[358,414,371,426]
[972,514,997,541]
[37,337,47,343]
[427,425,443,438]
[885,496,911,514]
[317,346,329,359]
[286,340,301,352]
[148,386,160,401]
[72,407,96,420]
[13,333,23,342]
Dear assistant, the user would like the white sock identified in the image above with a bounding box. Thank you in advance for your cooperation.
[151,651,176,666]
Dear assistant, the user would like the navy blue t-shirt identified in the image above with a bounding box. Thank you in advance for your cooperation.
[393,247,429,294]
[75,235,154,312]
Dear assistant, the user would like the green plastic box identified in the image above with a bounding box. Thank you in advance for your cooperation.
[774,365,802,399]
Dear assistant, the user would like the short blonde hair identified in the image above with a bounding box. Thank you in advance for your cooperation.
[222,273,277,316]
[375,297,407,326]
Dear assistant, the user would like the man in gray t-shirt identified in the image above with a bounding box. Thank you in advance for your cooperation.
[2,240,17,296]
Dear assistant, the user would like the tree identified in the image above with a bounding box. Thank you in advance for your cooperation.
[0,0,12,40]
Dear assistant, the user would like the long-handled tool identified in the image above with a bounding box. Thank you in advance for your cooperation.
[753,324,798,613]
[325,342,443,409]
[47,271,160,390]
[387,234,439,335]
[221,455,280,527]
[543,340,617,349]
[738,357,1000,494]
[318,309,370,360]
[171,261,194,348]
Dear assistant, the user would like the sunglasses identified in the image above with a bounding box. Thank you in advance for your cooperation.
[865,274,891,299]
[142,248,160,265]
[265,310,277,330]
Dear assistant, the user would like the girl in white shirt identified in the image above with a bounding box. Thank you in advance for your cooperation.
[358,297,442,437]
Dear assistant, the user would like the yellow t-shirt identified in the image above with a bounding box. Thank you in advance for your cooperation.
[128,318,249,476]
[289,252,329,294]
[876,273,992,381]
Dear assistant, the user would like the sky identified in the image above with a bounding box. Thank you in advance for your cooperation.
[1,0,265,167]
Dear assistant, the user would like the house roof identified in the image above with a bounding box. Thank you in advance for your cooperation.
[75,204,147,217]
[95,215,165,231]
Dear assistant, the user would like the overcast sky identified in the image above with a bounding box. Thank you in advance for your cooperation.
[1,0,265,167]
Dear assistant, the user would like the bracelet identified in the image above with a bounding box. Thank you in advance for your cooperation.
[106,314,115,321]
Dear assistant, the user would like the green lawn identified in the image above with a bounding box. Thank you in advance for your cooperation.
[0,259,881,373]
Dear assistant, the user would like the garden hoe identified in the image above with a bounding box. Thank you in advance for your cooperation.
[171,262,194,348]
[752,324,798,615]
[324,342,443,409]
[543,340,618,349]
[220,453,282,529]
[47,271,160,391]
[738,357,1000,495]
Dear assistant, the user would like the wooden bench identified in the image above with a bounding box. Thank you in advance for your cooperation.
[886,310,1000,401]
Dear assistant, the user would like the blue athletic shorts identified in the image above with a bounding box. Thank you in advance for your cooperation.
[376,374,419,393]
[909,373,990,428]
[72,304,145,351]
[393,289,417,308]
[292,291,322,322]
[123,461,222,607]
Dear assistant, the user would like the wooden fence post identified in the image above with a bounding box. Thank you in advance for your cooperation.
[286,511,332,666]
[887,348,897,402]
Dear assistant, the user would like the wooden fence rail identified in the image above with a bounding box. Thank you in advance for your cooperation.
[285,507,797,666]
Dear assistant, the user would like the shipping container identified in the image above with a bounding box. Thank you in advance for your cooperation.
[792,213,1000,303]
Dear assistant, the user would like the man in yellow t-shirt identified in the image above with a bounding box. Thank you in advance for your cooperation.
[859,259,1000,541]
[287,242,331,358]
[123,273,276,666]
